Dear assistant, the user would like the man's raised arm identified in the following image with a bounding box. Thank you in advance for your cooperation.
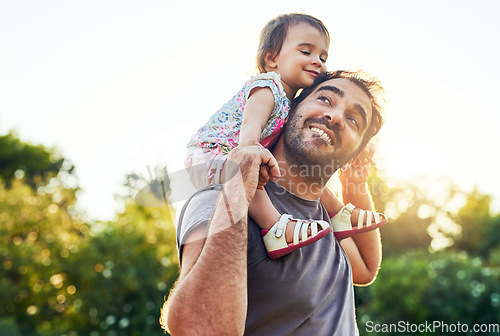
[339,143,383,286]
[160,145,277,335]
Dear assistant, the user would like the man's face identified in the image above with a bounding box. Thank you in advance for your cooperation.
[283,78,373,180]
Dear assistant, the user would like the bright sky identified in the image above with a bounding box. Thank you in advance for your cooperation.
[1,0,500,221]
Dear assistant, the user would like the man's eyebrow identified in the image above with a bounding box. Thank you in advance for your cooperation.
[316,85,344,97]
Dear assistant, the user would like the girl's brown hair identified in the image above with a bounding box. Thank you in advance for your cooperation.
[256,13,330,73]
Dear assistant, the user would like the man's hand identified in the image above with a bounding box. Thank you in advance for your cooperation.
[227,144,280,193]
[162,144,278,335]
[338,142,382,286]
[339,142,375,187]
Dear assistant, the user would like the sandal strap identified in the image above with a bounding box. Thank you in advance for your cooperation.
[301,221,309,244]
[275,214,293,238]
[303,219,329,243]
[310,220,318,236]
[275,215,331,245]
[357,209,365,229]
[293,219,304,245]
[314,219,329,231]
[366,211,373,229]
[341,203,355,219]
[358,209,383,229]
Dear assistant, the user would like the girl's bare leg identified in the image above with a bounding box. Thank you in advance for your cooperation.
[248,189,281,230]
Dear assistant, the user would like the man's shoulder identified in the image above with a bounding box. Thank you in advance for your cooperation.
[177,185,224,263]
[179,185,222,226]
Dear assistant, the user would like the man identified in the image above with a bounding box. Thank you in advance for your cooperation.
[161,70,386,335]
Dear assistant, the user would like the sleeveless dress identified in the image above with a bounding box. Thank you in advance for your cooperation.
[185,72,290,188]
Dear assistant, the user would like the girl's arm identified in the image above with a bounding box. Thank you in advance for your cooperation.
[339,143,382,286]
[239,87,275,146]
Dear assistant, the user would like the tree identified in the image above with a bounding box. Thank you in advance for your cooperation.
[0,132,73,189]
[0,178,86,335]
[61,199,178,335]
[451,189,500,257]
[0,132,179,335]
[356,250,500,336]
[368,168,435,255]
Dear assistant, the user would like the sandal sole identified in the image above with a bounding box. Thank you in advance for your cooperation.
[333,219,387,240]
[266,226,332,259]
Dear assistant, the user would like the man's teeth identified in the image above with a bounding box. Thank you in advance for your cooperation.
[310,127,332,145]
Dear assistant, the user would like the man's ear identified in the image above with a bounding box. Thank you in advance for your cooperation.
[264,51,278,70]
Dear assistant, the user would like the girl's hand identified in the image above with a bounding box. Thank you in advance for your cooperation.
[257,164,270,189]
[252,144,280,190]
[339,142,375,186]
[224,144,279,204]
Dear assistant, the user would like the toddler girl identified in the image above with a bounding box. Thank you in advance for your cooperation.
[185,13,387,259]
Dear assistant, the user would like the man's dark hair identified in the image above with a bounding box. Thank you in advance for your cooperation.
[293,70,386,156]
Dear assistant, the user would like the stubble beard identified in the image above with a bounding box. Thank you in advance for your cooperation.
[283,113,352,185]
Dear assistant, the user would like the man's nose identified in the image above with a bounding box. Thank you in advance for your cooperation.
[323,106,345,129]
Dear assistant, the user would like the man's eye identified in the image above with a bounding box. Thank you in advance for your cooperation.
[318,96,331,104]
[348,117,359,128]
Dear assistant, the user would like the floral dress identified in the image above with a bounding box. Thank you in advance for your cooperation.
[187,72,290,154]
[185,72,291,188]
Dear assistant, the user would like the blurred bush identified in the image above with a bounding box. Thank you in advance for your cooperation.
[354,167,500,336]
[356,250,500,335]
[0,133,178,335]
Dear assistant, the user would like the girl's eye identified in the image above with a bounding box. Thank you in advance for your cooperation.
[320,56,327,63]
[300,50,311,55]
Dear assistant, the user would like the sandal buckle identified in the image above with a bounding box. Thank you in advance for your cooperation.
[275,228,284,238]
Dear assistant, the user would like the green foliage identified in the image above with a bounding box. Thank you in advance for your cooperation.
[451,189,500,257]
[0,132,180,334]
[0,317,21,336]
[356,250,500,336]
[0,178,86,335]
[369,169,436,256]
[0,174,179,335]
[355,168,500,335]
[0,132,71,189]
[4,131,500,335]
[62,201,178,335]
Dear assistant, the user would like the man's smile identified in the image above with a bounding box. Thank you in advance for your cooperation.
[309,126,333,145]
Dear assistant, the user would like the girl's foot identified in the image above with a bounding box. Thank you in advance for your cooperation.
[329,203,387,240]
[261,214,331,259]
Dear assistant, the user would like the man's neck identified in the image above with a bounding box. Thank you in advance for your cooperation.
[271,139,326,200]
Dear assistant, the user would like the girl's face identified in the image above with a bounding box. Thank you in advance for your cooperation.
[266,23,329,99]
